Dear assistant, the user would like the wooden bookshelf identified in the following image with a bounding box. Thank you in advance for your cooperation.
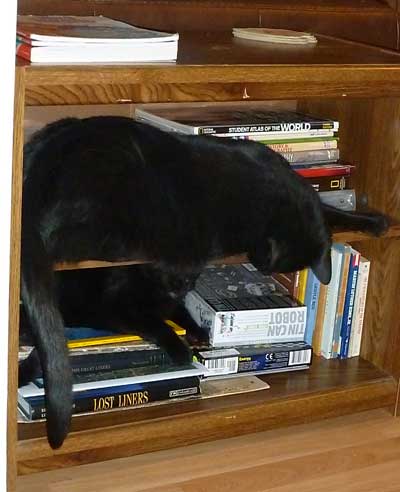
[9,31,400,487]
[16,357,395,474]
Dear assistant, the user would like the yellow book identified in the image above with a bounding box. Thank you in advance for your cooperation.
[67,319,185,349]
[297,268,309,304]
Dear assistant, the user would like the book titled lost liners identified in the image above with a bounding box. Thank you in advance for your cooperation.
[185,263,307,347]
[19,376,201,420]
[18,364,205,420]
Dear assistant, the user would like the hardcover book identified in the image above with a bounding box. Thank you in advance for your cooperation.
[135,103,339,136]
[18,363,206,420]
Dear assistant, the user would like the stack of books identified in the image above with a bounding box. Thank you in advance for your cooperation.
[18,322,206,421]
[184,263,313,379]
[18,263,314,420]
[134,102,355,212]
[273,243,370,359]
[16,15,179,63]
[232,27,318,45]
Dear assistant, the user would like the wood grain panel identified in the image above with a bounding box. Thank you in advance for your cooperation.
[20,33,400,105]
[299,98,400,378]
[16,358,395,473]
[13,409,400,492]
[8,68,25,492]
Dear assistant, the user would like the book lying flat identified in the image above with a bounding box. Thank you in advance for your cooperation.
[232,28,317,45]
[135,103,339,135]
[16,15,179,63]
[17,15,179,44]
[19,362,207,399]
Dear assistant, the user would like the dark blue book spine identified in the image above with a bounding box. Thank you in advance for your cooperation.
[70,349,171,375]
[303,270,320,345]
[23,376,200,420]
[339,250,360,358]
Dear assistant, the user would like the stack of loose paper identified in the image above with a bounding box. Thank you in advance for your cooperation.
[16,15,179,63]
[232,27,317,45]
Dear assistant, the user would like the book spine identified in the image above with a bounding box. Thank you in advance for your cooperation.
[308,175,351,192]
[196,343,312,377]
[331,246,351,357]
[319,189,356,211]
[198,121,338,135]
[69,349,171,375]
[16,40,32,61]
[25,376,201,420]
[303,270,321,345]
[280,148,339,164]
[297,269,309,304]
[312,283,328,356]
[227,131,336,141]
[296,166,352,178]
[339,249,361,358]
[266,139,338,153]
[348,257,370,357]
[320,246,343,359]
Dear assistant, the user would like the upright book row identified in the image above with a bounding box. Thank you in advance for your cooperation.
[274,244,370,359]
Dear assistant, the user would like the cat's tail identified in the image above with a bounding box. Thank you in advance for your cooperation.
[322,204,389,236]
[21,208,72,449]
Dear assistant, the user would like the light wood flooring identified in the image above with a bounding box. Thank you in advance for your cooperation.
[17,408,400,492]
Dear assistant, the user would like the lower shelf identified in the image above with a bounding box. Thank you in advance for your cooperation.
[17,357,396,475]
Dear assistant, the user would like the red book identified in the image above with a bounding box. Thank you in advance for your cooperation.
[295,164,353,178]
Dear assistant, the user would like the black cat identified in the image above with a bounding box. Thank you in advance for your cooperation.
[21,116,387,449]
[18,264,201,385]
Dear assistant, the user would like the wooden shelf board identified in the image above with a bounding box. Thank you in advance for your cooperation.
[16,357,395,475]
[18,32,400,105]
[52,222,400,271]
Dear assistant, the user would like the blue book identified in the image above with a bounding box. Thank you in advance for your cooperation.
[303,269,320,345]
[339,248,361,358]
[331,243,352,358]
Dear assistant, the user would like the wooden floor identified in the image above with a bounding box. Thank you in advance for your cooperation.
[17,408,400,492]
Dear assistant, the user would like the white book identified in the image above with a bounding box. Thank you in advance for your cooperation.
[19,41,178,63]
[348,256,371,357]
[320,245,344,359]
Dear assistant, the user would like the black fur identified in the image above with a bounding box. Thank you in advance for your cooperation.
[20,115,387,449]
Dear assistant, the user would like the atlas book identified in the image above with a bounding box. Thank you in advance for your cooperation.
[16,15,179,63]
[184,263,307,347]
[134,103,339,136]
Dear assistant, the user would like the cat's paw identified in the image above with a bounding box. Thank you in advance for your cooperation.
[365,213,389,236]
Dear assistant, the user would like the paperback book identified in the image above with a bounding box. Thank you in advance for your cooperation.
[185,263,307,347]
[16,15,179,63]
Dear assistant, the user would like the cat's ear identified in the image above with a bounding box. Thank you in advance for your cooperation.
[312,246,331,285]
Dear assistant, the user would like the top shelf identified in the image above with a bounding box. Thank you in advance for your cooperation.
[18,32,400,105]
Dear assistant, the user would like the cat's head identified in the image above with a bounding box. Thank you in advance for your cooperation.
[255,186,332,285]
[265,235,332,285]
